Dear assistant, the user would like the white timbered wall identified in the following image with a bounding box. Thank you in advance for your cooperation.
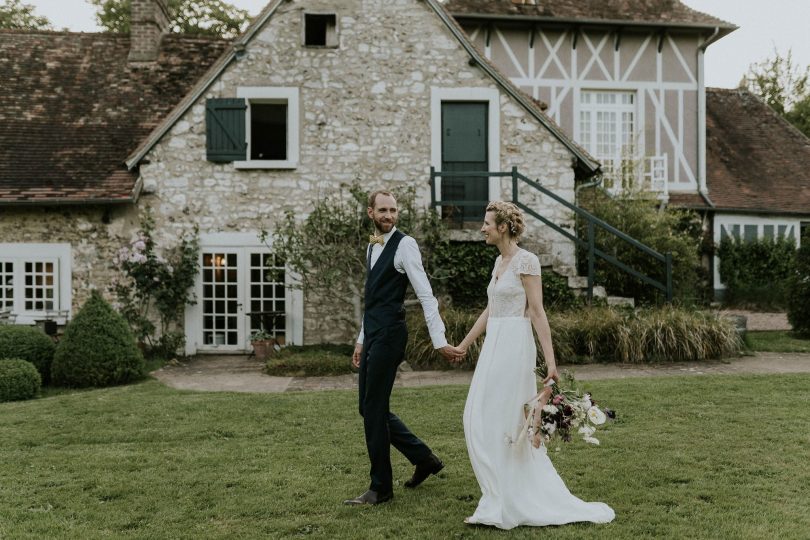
[465,25,701,192]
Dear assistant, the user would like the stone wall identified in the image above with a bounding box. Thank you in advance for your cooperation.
[137,0,579,344]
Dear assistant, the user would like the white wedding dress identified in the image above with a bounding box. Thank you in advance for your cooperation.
[463,249,615,529]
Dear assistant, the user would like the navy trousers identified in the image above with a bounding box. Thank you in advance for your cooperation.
[358,322,432,494]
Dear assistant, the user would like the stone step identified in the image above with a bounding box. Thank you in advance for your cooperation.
[567,276,588,289]
[607,296,635,308]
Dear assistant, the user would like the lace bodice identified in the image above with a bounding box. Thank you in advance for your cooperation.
[487,249,541,318]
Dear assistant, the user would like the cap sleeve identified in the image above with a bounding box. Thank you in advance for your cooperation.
[516,250,541,276]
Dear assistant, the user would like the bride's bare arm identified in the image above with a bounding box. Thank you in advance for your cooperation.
[522,274,559,384]
[457,306,489,356]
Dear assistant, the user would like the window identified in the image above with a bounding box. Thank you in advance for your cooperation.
[579,91,637,188]
[304,13,337,47]
[206,88,299,169]
[0,243,71,324]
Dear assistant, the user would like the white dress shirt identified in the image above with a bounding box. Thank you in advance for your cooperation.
[357,226,447,349]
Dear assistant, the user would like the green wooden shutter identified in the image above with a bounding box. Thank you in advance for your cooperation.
[206,98,247,162]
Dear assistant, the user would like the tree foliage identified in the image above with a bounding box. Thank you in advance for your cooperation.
[269,182,448,334]
[743,49,810,137]
[0,0,52,29]
[88,0,250,39]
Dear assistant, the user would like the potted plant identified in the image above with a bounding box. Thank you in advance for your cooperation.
[250,330,276,361]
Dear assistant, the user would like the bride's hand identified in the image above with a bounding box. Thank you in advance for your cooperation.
[541,367,560,386]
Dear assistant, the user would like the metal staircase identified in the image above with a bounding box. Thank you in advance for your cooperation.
[429,166,673,305]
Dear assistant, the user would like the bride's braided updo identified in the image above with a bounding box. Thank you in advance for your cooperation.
[485,201,525,239]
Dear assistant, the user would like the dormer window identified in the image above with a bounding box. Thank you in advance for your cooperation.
[304,13,337,47]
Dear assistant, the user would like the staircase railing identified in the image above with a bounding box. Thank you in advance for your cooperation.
[429,166,673,303]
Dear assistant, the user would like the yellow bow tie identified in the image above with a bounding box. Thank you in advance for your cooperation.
[369,234,384,246]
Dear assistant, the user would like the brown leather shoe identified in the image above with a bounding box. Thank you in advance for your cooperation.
[404,453,444,488]
[343,489,393,506]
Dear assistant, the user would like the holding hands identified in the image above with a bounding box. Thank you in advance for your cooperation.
[440,344,466,363]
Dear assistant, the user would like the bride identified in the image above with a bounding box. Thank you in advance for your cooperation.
[454,201,615,529]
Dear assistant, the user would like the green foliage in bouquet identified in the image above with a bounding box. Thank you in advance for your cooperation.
[51,291,145,387]
[0,358,41,402]
[0,325,55,384]
[788,234,810,337]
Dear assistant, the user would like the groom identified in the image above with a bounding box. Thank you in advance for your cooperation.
[344,189,462,506]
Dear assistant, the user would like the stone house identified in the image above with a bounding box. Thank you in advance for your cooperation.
[443,0,810,296]
[1,0,606,353]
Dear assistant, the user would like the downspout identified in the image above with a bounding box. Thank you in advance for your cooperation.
[697,27,720,197]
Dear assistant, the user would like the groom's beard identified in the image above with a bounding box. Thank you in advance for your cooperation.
[373,216,396,234]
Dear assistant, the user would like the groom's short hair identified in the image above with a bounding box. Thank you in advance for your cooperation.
[368,190,396,209]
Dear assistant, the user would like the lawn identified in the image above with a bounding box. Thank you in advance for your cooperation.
[746,330,810,353]
[2,375,810,539]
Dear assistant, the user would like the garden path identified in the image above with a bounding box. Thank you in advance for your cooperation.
[152,351,810,394]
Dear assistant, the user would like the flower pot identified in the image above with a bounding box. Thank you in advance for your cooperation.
[252,339,276,361]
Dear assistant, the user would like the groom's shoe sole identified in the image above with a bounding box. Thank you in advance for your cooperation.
[343,490,393,506]
[404,454,444,488]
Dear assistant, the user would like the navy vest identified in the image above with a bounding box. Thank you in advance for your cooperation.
[363,230,409,337]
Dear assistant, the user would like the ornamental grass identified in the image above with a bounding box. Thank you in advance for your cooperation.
[406,305,741,369]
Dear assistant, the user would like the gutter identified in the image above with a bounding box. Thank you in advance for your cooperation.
[451,13,737,34]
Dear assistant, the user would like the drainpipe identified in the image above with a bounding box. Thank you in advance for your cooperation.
[697,27,720,196]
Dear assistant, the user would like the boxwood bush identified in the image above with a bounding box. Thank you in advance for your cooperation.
[718,236,796,309]
[51,291,145,387]
[0,325,55,384]
[0,358,41,402]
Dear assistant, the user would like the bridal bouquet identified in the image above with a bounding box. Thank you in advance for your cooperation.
[521,369,615,448]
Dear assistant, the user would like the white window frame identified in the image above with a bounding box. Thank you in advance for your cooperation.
[578,90,637,157]
[0,243,72,325]
[234,87,299,170]
[184,232,304,356]
[430,87,501,207]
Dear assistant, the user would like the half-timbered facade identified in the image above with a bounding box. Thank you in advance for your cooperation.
[444,0,736,200]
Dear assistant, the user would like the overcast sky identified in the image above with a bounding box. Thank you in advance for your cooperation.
[23,0,810,89]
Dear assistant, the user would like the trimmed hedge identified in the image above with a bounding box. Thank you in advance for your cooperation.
[0,358,41,402]
[51,291,145,387]
[407,305,741,369]
[718,236,796,309]
[0,325,56,384]
[788,237,810,336]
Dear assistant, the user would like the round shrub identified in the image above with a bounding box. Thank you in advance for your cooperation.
[0,325,56,384]
[0,358,41,402]
[51,290,145,387]
[788,238,810,337]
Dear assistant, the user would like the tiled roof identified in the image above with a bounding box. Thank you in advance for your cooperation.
[0,30,228,205]
[705,88,810,216]
[443,0,736,29]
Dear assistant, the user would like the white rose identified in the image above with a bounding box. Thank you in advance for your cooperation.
[582,394,592,409]
[583,436,600,445]
[543,423,556,435]
[578,425,595,437]
[587,406,607,425]
[542,404,558,415]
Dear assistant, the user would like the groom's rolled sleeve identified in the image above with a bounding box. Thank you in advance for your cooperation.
[396,237,447,349]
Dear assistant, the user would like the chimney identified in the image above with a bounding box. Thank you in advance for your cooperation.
[128,0,171,63]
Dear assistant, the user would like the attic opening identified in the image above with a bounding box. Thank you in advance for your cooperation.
[304,13,337,47]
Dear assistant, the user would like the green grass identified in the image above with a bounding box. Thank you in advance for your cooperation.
[746,331,810,353]
[266,344,354,376]
[2,375,810,538]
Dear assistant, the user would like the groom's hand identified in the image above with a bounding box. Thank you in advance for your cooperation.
[352,343,363,368]
[438,345,464,361]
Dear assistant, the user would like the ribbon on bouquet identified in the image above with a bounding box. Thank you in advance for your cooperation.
[515,383,555,449]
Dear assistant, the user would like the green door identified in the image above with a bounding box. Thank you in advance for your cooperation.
[441,102,489,224]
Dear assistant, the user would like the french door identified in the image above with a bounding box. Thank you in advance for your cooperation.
[196,247,287,352]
